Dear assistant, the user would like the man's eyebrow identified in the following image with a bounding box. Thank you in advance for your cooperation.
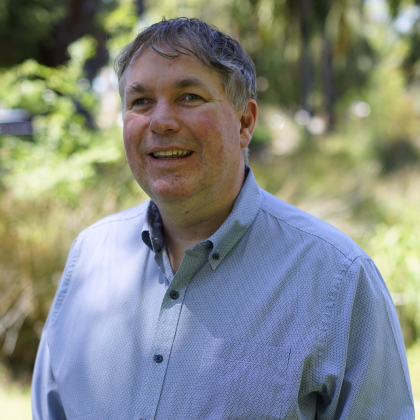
[125,82,147,97]
[124,77,212,98]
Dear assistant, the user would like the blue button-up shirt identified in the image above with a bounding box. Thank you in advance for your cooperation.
[32,168,414,419]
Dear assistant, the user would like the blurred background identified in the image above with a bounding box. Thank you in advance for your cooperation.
[0,0,420,417]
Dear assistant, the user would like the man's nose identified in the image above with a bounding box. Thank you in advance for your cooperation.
[149,102,181,135]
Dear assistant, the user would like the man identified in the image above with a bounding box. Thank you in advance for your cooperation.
[32,18,414,419]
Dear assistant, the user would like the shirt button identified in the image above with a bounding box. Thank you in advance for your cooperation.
[169,290,180,300]
[153,354,163,363]
[212,253,220,260]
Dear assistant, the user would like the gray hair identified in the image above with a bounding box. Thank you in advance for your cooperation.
[114,17,257,163]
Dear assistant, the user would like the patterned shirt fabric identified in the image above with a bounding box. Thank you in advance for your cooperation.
[32,167,414,420]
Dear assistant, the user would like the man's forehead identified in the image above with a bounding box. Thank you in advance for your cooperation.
[123,47,225,95]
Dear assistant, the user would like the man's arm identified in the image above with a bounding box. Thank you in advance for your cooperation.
[32,326,67,420]
[31,237,81,420]
[317,257,414,419]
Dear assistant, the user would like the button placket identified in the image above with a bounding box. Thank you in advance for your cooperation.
[137,250,207,419]
[137,284,189,419]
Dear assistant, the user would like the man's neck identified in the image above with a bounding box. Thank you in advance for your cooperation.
[157,170,246,272]
[160,202,234,272]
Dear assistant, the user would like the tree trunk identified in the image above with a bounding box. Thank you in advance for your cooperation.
[135,0,145,16]
[299,0,313,112]
[322,29,334,130]
[39,0,100,67]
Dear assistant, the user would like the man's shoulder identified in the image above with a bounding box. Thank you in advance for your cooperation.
[80,200,150,236]
[258,188,366,262]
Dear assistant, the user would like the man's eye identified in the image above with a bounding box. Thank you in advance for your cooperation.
[185,94,200,101]
[134,98,148,105]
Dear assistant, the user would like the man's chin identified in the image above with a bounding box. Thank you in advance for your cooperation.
[142,179,199,204]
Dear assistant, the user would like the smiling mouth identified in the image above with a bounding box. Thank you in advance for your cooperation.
[151,150,192,159]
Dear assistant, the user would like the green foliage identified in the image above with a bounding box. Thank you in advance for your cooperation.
[365,222,420,341]
[251,125,272,148]
[0,36,123,201]
[359,169,420,343]
[104,0,140,57]
[406,341,420,404]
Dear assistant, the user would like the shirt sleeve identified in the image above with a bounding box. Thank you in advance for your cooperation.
[316,257,415,419]
[31,327,67,420]
[31,236,81,420]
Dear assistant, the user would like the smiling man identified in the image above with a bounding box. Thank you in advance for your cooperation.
[121,47,255,271]
[32,18,414,420]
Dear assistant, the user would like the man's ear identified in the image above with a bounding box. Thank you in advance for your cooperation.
[239,99,258,148]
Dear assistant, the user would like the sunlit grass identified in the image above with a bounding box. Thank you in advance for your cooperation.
[0,376,31,420]
[407,342,420,416]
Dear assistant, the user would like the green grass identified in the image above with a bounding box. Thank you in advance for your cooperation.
[407,342,420,418]
[0,381,31,420]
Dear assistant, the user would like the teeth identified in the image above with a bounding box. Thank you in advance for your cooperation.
[152,150,191,158]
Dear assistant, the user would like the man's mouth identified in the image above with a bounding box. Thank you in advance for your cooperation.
[151,150,192,159]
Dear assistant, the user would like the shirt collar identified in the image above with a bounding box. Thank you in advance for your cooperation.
[141,201,164,254]
[141,166,262,270]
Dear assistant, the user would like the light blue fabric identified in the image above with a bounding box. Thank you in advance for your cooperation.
[32,168,414,419]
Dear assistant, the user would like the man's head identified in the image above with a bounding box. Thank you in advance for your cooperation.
[116,18,257,212]
[115,17,257,114]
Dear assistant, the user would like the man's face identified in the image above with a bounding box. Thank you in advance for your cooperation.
[122,48,254,208]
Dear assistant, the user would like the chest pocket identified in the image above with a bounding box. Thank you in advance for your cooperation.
[191,338,290,420]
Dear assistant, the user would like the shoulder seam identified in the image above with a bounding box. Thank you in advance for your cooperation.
[260,206,363,263]
[314,255,362,377]
[314,255,372,366]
